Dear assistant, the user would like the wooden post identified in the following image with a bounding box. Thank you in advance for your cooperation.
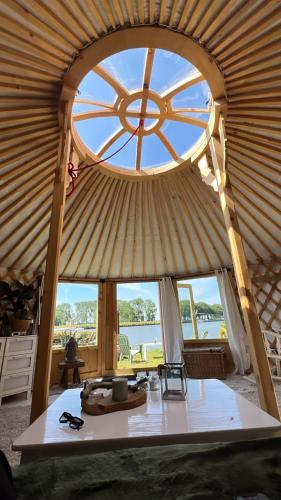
[188,285,199,339]
[210,121,280,420]
[30,103,71,423]
[172,278,184,334]
[99,282,118,375]
[177,283,199,339]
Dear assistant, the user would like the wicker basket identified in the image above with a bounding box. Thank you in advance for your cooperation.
[183,347,226,379]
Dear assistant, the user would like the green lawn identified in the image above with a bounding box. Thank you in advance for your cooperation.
[118,349,164,369]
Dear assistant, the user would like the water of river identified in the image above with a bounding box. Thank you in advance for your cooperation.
[120,320,224,346]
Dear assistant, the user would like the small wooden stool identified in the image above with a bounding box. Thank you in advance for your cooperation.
[58,359,85,389]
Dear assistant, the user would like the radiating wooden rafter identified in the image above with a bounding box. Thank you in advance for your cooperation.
[97,128,125,158]
[161,72,204,99]
[93,65,129,97]
[156,130,179,162]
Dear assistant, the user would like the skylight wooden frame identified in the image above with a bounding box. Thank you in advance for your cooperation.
[72,53,208,171]
[62,27,226,178]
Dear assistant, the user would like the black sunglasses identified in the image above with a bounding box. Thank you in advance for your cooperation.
[59,411,84,431]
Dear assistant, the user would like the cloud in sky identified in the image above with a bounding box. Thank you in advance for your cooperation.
[57,282,98,305]
[118,282,157,300]
[118,282,150,292]
[178,277,221,304]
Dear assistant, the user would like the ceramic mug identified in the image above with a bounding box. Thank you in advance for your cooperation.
[112,378,128,401]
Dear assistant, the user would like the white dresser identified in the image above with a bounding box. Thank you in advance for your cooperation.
[0,335,37,406]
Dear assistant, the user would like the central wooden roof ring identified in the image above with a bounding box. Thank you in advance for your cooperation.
[63,27,226,178]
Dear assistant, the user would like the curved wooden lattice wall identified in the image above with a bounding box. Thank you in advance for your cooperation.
[251,258,281,331]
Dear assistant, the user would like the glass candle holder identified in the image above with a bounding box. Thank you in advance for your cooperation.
[149,374,160,391]
[158,363,187,401]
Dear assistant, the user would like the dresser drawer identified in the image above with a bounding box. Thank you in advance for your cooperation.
[4,336,37,356]
[1,353,35,376]
[0,338,6,358]
[0,371,33,396]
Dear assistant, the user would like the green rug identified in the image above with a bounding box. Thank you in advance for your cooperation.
[14,438,281,500]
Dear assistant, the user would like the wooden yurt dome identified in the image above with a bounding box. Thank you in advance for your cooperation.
[0,1,280,421]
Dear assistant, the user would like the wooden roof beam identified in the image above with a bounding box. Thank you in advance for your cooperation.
[210,116,280,420]
[30,102,71,423]
[93,65,129,97]
[136,48,155,171]
[161,72,204,100]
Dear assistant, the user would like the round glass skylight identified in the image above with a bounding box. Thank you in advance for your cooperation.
[72,48,211,172]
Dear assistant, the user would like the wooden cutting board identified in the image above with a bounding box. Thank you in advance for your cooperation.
[82,389,147,416]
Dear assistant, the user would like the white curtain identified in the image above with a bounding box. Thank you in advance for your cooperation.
[159,277,184,363]
[215,269,250,374]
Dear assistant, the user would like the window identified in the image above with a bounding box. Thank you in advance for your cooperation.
[117,282,163,369]
[72,47,211,173]
[53,282,98,347]
[177,276,226,340]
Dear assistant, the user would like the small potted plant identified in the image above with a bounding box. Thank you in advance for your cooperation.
[0,280,38,333]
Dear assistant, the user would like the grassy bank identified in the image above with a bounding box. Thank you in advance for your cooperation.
[54,318,224,330]
[118,349,164,369]
[119,319,223,327]
[119,320,160,327]
[54,321,160,330]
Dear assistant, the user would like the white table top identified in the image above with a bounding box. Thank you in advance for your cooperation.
[13,379,281,456]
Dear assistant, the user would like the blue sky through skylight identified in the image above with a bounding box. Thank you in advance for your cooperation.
[101,48,146,91]
[73,48,210,170]
[150,49,195,94]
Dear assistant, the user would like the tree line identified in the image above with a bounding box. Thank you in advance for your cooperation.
[55,298,223,326]
[55,301,97,326]
[118,299,157,322]
[180,300,223,321]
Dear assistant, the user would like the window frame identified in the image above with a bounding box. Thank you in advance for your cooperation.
[53,281,99,349]
[177,283,199,339]
[177,275,226,342]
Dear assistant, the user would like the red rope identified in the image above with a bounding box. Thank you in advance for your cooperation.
[67,119,144,197]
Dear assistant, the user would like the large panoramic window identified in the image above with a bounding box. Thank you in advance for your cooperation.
[117,282,163,369]
[72,47,211,172]
[177,276,226,340]
[53,282,98,347]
